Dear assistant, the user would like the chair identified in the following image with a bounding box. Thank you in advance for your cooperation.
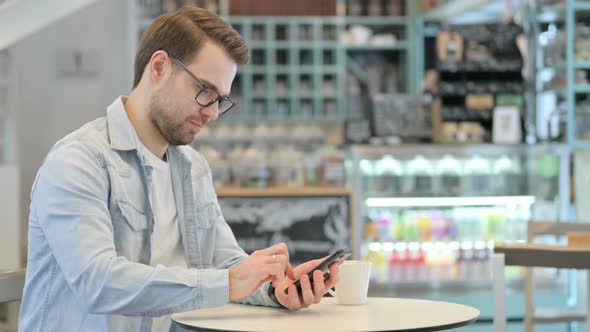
[493,221,590,332]
[0,269,25,304]
[0,269,25,331]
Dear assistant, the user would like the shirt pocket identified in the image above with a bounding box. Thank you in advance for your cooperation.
[115,200,148,231]
[111,200,149,261]
[195,202,216,229]
[194,203,216,265]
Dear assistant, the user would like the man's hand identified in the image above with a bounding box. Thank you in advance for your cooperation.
[229,243,295,301]
[273,256,341,310]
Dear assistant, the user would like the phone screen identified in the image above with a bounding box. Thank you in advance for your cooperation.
[286,249,352,295]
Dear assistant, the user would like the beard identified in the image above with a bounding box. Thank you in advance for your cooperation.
[149,92,194,146]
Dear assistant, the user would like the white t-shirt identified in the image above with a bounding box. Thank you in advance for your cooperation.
[139,144,187,332]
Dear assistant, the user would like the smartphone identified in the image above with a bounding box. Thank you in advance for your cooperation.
[286,249,352,296]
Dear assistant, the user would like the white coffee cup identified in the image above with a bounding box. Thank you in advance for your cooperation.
[328,260,372,305]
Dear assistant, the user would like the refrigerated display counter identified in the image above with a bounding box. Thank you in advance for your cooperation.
[348,144,572,328]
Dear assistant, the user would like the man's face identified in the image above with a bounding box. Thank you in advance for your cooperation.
[150,41,237,145]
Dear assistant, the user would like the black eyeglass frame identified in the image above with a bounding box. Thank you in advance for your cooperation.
[170,56,237,116]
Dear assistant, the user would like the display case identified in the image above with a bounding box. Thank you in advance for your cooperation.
[349,144,571,291]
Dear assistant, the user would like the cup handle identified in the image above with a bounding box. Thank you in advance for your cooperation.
[328,286,337,297]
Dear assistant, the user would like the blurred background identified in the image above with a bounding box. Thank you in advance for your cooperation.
[1,0,590,331]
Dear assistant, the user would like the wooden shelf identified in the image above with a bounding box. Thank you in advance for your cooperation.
[215,186,351,197]
[344,16,408,25]
[533,307,586,324]
[494,243,590,269]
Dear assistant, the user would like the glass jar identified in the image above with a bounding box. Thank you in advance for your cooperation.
[403,155,435,196]
[463,155,492,196]
[436,154,463,196]
[272,145,304,187]
[318,146,346,187]
[374,155,404,195]
[241,146,270,188]
[303,151,321,186]
[492,154,522,196]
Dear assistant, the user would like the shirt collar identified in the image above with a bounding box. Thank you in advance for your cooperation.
[106,96,193,168]
[107,96,142,152]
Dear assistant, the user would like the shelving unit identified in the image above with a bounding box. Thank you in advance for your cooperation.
[130,0,420,124]
[566,0,590,149]
[223,16,347,123]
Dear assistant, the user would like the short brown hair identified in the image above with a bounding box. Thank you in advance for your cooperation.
[133,7,249,88]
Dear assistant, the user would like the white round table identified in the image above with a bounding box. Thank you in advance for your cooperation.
[172,297,480,332]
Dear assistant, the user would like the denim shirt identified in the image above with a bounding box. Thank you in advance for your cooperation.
[19,97,278,332]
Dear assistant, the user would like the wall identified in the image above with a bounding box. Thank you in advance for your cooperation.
[14,0,132,260]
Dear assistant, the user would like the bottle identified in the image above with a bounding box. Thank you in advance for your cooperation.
[376,210,394,242]
[402,210,420,242]
[484,208,507,242]
[392,210,404,241]
[374,246,389,283]
[363,215,379,243]
[388,245,402,282]
[443,210,459,241]
[430,210,445,241]
[395,243,409,281]
[417,212,432,242]
[405,242,421,281]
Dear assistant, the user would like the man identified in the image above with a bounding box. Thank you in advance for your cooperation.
[19,7,340,332]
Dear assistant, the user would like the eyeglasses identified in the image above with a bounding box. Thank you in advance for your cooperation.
[170,56,237,116]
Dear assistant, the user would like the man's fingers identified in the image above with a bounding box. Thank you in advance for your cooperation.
[262,263,285,280]
[287,285,301,310]
[312,270,325,303]
[324,263,340,290]
[285,262,296,280]
[299,275,314,308]
[266,254,287,265]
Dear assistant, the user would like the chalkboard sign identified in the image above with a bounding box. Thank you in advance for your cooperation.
[217,188,352,265]
[370,93,431,140]
[345,118,372,144]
